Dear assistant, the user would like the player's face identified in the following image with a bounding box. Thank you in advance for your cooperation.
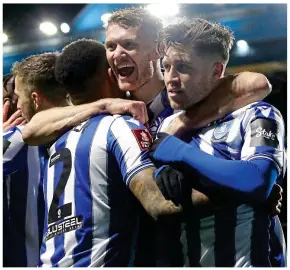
[14,76,36,121]
[105,23,156,92]
[162,46,217,110]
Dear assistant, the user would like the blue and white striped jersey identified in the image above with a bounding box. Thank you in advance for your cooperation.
[158,101,286,267]
[3,126,46,267]
[39,114,155,267]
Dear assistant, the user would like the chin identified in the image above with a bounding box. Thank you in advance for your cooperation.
[169,101,185,111]
[118,81,137,92]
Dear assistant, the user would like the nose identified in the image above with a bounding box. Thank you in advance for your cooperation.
[112,44,127,62]
[165,67,180,86]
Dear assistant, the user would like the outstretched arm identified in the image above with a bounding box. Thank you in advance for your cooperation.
[164,72,271,136]
[22,98,148,145]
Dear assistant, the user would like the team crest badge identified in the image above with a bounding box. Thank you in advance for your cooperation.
[212,120,234,142]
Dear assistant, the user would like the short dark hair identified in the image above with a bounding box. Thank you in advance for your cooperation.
[12,52,67,102]
[107,7,163,42]
[55,38,108,97]
[157,18,235,63]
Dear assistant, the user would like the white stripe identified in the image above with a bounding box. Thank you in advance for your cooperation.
[41,144,56,266]
[89,116,112,266]
[25,146,41,266]
[3,128,24,164]
[58,130,82,267]
[199,128,214,155]
[110,116,153,183]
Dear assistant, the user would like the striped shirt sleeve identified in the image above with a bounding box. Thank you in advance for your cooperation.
[3,126,28,175]
[241,104,286,177]
[107,115,155,186]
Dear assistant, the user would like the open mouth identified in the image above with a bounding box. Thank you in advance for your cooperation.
[117,66,135,78]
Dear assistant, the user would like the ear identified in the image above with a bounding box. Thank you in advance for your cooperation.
[30,91,41,110]
[213,62,225,79]
[150,42,161,61]
[151,49,160,61]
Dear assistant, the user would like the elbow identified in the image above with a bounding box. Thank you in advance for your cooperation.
[254,73,272,96]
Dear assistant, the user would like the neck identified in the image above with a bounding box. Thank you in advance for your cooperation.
[130,61,165,104]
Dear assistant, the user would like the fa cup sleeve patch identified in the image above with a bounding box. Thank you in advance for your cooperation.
[132,129,153,151]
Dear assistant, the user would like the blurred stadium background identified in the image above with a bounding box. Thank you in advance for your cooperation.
[3,3,287,236]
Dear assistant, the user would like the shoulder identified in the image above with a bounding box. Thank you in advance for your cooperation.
[158,111,183,132]
[243,101,284,126]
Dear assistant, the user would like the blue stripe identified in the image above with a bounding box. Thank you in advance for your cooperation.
[50,132,70,266]
[185,213,201,266]
[250,207,271,266]
[72,117,101,266]
[3,143,28,175]
[214,208,237,266]
[107,128,128,181]
[104,147,137,266]
[9,152,29,266]
[39,165,48,267]
[37,146,47,264]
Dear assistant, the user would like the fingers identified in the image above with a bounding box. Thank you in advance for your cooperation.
[128,101,148,124]
[3,99,11,122]
[11,116,25,127]
[20,119,27,126]
[6,109,22,124]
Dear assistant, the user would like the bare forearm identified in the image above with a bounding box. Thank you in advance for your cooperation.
[129,168,182,220]
[22,99,113,145]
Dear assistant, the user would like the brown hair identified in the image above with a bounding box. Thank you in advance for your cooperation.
[157,18,235,63]
[107,7,163,42]
[12,52,67,102]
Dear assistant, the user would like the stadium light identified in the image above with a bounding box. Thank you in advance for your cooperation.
[3,33,8,43]
[101,13,112,27]
[237,40,249,50]
[39,22,57,36]
[236,40,250,56]
[60,23,70,34]
[145,3,179,17]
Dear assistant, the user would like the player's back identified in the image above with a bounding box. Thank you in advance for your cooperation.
[40,114,145,267]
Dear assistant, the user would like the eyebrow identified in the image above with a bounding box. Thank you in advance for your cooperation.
[106,36,138,45]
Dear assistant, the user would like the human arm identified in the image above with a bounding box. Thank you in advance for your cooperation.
[107,115,181,220]
[164,72,271,136]
[149,134,278,202]
[129,168,182,219]
[22,98,148,146]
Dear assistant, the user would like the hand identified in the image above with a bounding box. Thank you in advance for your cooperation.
[106,99,149,124]
[154,165,191,207]
[266,183,283,216]
[3,108,26,132]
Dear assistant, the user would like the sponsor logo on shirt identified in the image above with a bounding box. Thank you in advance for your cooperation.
[132,129,153,150]
[255,127,276,140]
[45,215,83,241]
[250,118,279,148]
